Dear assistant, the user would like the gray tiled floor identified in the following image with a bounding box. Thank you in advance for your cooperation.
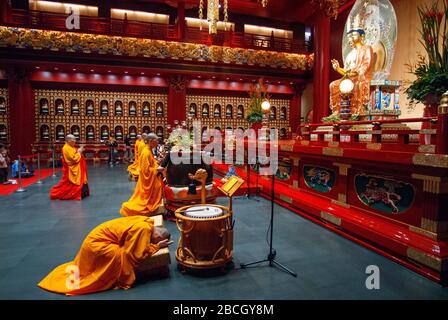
[1,164,447,300]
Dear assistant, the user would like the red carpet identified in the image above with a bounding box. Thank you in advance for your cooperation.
[0,169,59,196]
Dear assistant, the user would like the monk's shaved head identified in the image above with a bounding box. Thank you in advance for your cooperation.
[136,134,142,139]
[147,133,158,141]
[142,133,148,139]
[66,134,76,142]
[151,226,170,243]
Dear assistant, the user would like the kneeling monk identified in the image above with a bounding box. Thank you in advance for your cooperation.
[50,134,89,200]
[120,133,164,216]
[38,216,172,295]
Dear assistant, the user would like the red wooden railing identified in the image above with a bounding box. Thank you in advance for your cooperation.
[3,9,311,54]
[296,114,448,154]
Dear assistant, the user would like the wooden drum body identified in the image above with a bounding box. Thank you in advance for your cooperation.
[175,204,233,270]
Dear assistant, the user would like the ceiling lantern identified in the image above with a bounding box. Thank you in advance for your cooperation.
[198,0,268,34]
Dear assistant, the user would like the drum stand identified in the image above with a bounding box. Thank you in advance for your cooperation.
[240,173,297,277]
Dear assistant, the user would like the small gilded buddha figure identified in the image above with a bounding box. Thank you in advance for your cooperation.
[72,128,80,140]
[214,105,221,118]
[156,103,163,117]
[142,103,150,116]
[226,106,232,118]
[101,101,108,116]
[0,127,7,141]
[129,102,137,116]
[56,100,64,115]
[237,106,244,118]
[329,15,373,116]
[189,105,196,117]
[40,99,49,115]
[86,101,94,116]
[86,127,95,141]
[115,129,123,141]
[0,98,6,114]
[56,127,65,141]
[41,127,50,141]
[71,101,79,115]
[115,102,123,116]
[101,128,109,141]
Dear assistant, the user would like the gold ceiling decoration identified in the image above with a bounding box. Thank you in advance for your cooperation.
[311,0,346,19]
[198,0,268,34]
[0,26,314,71]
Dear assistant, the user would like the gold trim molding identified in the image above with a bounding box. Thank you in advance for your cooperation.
[331,199,350,208]
[300,140,310,146]
[407,248,442,272]
[279,194,293,204]
[333,162,351,176]
[280,144,294,152]
[366,143,382,151]
[320,211,342,226]
[323,147,343,157]
[0,26,313,71]
[418,145,436,154]
[412,154,448,168]
[409,226,437,240]
[411,174,443,194]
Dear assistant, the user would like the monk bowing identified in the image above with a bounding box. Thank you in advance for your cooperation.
[38,216,172,295]
[121,133,164,216]
[127,133,146,180]
[50,134,89,200]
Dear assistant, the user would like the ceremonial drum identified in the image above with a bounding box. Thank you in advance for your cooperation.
[175,204,233,270]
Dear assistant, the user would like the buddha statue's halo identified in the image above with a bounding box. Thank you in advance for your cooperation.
[342,0,397,81]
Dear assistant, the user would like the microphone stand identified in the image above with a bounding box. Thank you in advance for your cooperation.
[240,166,297,277]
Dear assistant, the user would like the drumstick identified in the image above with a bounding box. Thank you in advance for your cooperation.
[186,207,211,213]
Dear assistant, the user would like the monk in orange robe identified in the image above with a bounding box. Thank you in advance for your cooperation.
[50,134,89,200]
[121,133,164,216]
[127,134,146,180]
[38,216,172,295]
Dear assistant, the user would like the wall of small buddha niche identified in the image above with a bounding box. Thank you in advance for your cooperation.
[34,89,168,143]
[0,87,8,144]
[185,95,290,138]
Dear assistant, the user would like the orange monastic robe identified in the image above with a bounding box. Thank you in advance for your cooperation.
[38,216,160,295]
[50,143,89,200]
[127,139,144,178]
[120,145,163,216]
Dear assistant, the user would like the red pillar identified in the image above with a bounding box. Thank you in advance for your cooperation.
[7,66,35,159]
[0,0,12,23]
[177,0,186,41]
[167,75,187,127]
[289,85,304,136]
[312,12,331,123]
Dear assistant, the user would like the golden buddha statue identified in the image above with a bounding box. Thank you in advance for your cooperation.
[56,101,64,115]
[142,103,150,116]
[115,102,123,116]
[86,101,94,116]
[0,127,7,141]
[129,102,137,116]
[0,98,6,114]
[329,15,373,117]
[86,127,95,140]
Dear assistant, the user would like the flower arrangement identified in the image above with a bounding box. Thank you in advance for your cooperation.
[246,78,270,124]
[405,0,448,108]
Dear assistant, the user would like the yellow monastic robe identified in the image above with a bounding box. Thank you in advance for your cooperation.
[127,139,144,177]
[38,216,159,295]
[50,143,89,200]
[120,145,163,216]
